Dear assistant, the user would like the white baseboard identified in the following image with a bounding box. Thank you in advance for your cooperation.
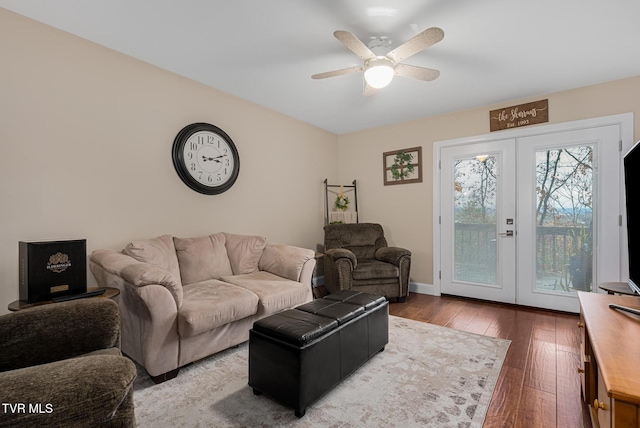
[312,276,324,287]
[409,282,436,295]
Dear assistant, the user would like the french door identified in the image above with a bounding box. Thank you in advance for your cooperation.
[440,139,517,304]
[435,116,630,312]
[516,126,621,311]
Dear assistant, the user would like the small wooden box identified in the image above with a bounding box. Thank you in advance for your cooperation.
[19,239,87,303]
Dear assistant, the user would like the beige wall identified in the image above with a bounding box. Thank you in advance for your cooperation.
[338,76,640,286]
[0,9,338,312]
[2,8,639,313]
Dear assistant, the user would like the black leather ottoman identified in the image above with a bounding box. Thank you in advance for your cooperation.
[248,291,388,417]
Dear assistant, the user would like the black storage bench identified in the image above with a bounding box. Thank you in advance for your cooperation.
[248,290,388,417]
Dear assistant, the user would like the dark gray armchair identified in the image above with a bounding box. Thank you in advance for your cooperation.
[323,223,411,302]
[0,299,137,427]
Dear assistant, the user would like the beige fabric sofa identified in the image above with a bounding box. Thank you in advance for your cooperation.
[90,233,315,383]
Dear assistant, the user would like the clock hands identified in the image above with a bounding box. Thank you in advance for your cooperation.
[202,154,226,163]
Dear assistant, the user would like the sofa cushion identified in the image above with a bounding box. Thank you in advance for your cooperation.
[223,233,267,275]
[352,259,399,280]
[73,347,123,359]
[220,271,312,317]
[122,235,181,285]
[258,243,315,282]
[173,233,233,285]
[178,280,259,337]
[324,223,387,260]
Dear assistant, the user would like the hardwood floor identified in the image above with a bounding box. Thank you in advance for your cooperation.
[388,293,592,428]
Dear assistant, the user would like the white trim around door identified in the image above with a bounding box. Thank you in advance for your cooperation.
[433,113,634,312]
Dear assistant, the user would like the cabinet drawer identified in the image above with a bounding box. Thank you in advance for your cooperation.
[579,313,596,405]
[580,351,591,401]
[595,369,611,428]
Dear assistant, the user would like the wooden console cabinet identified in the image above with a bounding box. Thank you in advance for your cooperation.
[578,292,640,427]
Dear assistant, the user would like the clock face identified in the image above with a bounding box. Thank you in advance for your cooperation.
[183,131,236,186]
[172,123,240,195]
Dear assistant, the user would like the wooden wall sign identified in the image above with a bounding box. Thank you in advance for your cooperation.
[490,99,548,132]
[383,146,422,185]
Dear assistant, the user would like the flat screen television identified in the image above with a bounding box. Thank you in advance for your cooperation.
[624,140,640,295]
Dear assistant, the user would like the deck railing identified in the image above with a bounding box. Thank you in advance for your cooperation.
[454,223,592,290]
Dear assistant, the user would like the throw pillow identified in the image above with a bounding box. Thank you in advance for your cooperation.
[173,233,233,285]
[223,233,267,275]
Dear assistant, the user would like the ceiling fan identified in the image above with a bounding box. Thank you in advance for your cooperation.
[312,27,444,95]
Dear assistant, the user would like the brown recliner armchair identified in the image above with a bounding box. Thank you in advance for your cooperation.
[0,299,137,427]
[323,223,411,302]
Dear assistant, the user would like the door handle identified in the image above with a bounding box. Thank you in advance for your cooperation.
[498,230,514,237]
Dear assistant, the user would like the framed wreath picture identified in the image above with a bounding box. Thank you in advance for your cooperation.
[383,146,423,185]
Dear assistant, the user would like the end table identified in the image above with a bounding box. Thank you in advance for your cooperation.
[8,287,120,312]
[598,281,637,296]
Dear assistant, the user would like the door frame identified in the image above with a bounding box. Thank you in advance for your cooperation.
[433,113,634,300]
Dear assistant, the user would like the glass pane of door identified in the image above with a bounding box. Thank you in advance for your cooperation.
[454,156,497,284]
[535,145,594,293]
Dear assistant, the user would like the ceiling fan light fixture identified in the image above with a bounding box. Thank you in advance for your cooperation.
[364,58,394,88]
[313,28,443,93]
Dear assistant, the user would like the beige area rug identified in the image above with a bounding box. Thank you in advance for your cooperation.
[133,316,510,427]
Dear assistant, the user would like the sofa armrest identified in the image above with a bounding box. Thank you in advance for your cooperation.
[0,355,136,427]
[0,299,120,372]
[375,247,411,266]
[298,257,316,287]
[91,249,183,308]
[324,248,357,268]
[90,254,180,378]
[258,243,315,283]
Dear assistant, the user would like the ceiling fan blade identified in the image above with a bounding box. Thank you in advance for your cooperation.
[386,27,444,63]
[394,64,440,81]
[312,66,363,80]
[334,30,377,60]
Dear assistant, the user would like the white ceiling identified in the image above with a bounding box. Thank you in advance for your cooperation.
[2,0,640,135]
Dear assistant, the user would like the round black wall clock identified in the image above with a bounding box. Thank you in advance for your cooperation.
[172,122,240,195]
